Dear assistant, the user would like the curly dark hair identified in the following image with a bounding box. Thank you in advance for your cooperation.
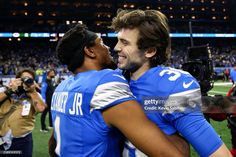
[16,69,35,80]
[111,9,171,67]
[56,24,97,72]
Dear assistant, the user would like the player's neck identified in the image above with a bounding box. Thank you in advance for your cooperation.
[74,60,102,74]
[130,62,150,80]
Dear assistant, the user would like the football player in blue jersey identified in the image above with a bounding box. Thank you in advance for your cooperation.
[48,23,184,157]
[111,9,232,157]
[230,65,236,85]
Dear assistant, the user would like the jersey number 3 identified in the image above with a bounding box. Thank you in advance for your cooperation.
[159,69,182,81]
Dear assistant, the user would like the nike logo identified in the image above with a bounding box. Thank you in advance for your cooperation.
[183,80,194,88]
[113,74,126,80]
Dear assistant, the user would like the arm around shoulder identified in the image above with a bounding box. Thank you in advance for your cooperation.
[102,100,183,157]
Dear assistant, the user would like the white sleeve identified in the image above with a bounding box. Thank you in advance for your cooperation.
[90,81,135,110]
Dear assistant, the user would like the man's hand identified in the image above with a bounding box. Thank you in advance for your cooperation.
[48,131,58,157]
[166,133,190,157]
[8,78,22,92]
[102,100,184,157]
[24,81,37,94]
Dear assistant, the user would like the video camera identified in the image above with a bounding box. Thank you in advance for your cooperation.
[182,46,236,152]
[182,45,214,94]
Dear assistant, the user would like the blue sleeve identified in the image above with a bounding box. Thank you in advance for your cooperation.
[168,112,223,157]
[40,82,48,102]
[164,75,223,157]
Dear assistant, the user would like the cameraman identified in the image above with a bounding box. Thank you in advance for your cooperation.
[0,69,46,157]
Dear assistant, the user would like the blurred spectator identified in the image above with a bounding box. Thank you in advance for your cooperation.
[224,68,230,81]
[40,69,56,132]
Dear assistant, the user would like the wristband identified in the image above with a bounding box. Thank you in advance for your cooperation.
[4,89,15,98]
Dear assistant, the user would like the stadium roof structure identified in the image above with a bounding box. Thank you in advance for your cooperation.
[0,0,235,33]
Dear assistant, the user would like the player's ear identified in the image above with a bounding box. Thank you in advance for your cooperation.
[84,46,96,58]
[145,47,156,58]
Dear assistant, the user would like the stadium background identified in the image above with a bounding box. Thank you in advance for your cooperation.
[0,0,236,156]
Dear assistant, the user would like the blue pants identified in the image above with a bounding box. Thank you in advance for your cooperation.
[0,133,33,157]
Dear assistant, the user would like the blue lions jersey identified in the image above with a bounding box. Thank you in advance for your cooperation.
[230,68,236,82]
[51,69,135,157]
[121,66,223,157]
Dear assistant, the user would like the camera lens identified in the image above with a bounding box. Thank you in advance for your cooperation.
[22,77,34,86]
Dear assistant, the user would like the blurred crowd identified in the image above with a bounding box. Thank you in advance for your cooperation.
[0,42,236,76]
[0,47,69,76]
[166,44,236,69]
